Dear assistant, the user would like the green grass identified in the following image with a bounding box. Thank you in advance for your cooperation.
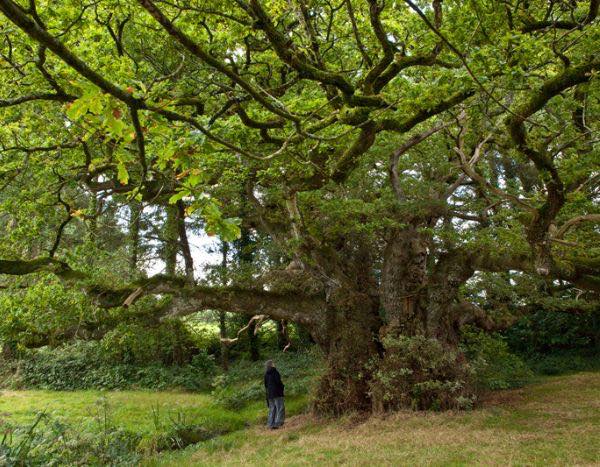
[146,372,600,466]
[0,389,307,440]
[2,371,598,465]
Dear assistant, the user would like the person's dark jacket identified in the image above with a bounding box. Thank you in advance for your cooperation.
[264,367,285,399]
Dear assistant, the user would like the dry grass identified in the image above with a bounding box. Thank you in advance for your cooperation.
[149,372,600,466]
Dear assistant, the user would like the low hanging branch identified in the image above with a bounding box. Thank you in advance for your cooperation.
[0,255,325,323]
[0,258,84,279]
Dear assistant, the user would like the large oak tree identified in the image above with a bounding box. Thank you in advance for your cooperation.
[0,0,598,412]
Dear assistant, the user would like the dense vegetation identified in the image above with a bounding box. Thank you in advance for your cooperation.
[0,0,598,422]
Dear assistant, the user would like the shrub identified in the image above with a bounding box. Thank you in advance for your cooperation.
[190,350,217,375]
[460,326,533,390]
[8,340,215,391]
[525,348,600,375]
[504,309,600,355]
[370,335,476,411]
[0,281,93,351]
[100,320,198,365]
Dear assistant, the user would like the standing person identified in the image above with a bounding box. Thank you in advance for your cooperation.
[264,359,285,429]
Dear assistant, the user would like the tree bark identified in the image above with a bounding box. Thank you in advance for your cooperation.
[380,227,430,335]
[128,201,142,277]
[310,287,382,414]
[425,251,475,343]
[219,241,229,371]
[163,204,178,275]
[276,320,288,350]
[219,310,229,371]
[177,201,195,283]
[247,321,260,361]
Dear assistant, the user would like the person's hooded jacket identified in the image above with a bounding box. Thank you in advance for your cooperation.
[264,367,285,399]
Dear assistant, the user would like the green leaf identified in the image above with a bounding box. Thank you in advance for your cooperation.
[117,163,129,185]
[106,114,126,138]
[168,190,188,204]
[66,99,88,121]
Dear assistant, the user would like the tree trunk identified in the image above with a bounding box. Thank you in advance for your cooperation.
[370,230,477,411]
[128,201,142,277]
[247,321,260,361]
[87,192,99,243]
[276,320,288,350]
[380,228,475,343]
[425,251,475,343]
[219,311,229,371]
[219,241,229,371]
[380,227,429,335]
[177,200,195,283]
[297,323,314,348]
[233,222,260,360]
[163,204,178,275]
[311,287,382,415]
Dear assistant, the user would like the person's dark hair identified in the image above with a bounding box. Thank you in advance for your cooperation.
[265,359,274,371]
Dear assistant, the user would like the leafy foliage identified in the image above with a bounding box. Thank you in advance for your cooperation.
[370,335,476,411]
[0,0,598,416]
[6,340,215,391]
[505,309,600,355]
[461,326,533,390]
[0,412,141,466]
[524,349,600,376]
[100,320,199,366]
[0,280,94,351]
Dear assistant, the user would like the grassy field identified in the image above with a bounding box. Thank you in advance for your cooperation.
[1,372,598,465]
[148,372,600,466]
[0,389,308,442]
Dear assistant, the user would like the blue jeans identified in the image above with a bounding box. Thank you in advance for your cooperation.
[267,397,285,428]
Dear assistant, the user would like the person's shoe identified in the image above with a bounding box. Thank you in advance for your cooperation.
[270,426,279,430]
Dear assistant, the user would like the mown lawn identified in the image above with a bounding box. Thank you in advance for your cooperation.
[148,372,600,466]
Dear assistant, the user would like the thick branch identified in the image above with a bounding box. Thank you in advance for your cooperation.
[468,249,600,293]
[165,285,323,325]
[0,257,323,324]
[242,0,355,96]
[137,0,300,122]
[378,89,474,132]
[390,121,449,200]
[0,258,83,279]
[555,214,600,239]
[520,0,599,32]
[507,60,600,156]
